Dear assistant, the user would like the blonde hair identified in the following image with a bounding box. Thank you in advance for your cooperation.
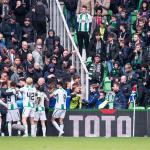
[26,77,33,85]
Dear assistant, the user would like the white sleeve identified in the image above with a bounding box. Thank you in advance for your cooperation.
[77,14,81,23]
[53,90,58,96]
[17,91,23,99]
[88,14,92,23]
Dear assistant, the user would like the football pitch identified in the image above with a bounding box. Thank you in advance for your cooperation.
[0,137,150,150]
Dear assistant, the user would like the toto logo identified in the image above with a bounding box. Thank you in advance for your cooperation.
[69,115,132,137]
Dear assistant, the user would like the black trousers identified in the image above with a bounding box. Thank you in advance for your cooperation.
[77,31,89,56]
[35,21,47,40]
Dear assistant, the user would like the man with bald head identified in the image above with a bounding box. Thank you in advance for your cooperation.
[17,41,31,62]
[37,77,50,111]
[38,77,45,86]
[22,53,34,71]
[120,75,131,108]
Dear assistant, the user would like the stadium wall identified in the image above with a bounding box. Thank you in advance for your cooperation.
[45,110,150,137]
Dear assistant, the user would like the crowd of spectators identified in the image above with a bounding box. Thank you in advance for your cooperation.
[0,0,150,112]
[63,0,150,109]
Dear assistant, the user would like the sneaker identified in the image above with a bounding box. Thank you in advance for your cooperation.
[58,130,64,137]
[1,132,5,137]
[12,124,25,132]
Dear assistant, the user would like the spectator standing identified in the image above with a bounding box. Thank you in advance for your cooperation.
[106,32,119,73]
[3,15,21,49]
[14,0,27,26]
[88,84,99,109]
[22,17,36,44]
[88,54,104,84]
[64,0,78,30]
[10,65,25,84]
[120,75,131,108]
[34,0,50,39]
[32,44,44,69]
[17,41,31,62]
[96,90,109,109]
[22,53,34,71]
[77,5,92,56]
[91,7,103,35]
[45,29,55,56]
[70,85,82,109]
[0,0,10,23]
[88,32,106,59]
[113,82,126,109]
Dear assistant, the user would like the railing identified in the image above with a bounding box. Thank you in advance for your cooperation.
[47,0,89,101]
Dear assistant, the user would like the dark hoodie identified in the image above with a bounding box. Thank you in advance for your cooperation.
[54,36,64,57]
[46,29,55,55]
[44,63,56,82]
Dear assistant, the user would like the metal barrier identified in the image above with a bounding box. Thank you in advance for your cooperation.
[47,0,89,101]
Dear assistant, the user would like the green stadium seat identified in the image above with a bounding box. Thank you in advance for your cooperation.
[147,107,150,110]
[135,107,145,110]
[128,104,145,110]
[107,10,113,23]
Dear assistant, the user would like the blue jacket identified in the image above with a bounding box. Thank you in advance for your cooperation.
[88,91,99,109]
[113,90,126,109]
[66,89,71,109]
[96,98,109,109]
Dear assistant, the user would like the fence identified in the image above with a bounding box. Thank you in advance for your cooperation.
[47,0,89,100]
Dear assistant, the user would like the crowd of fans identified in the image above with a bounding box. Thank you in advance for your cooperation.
[63,0,150,109]
[0,0,150,117]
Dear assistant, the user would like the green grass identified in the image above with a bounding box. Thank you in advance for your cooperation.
[0,137,150,150]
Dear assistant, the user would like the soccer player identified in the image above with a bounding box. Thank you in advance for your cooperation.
[34,86,49,137]
[6,81,22,136]
[20,77,36,137]
[51,81,67,137]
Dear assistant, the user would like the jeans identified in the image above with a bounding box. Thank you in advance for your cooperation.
[107,60,113,73]
[66,9,76,30]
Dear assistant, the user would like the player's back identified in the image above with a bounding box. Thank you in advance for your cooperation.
[6,88,18,110]
[35,91,47,111]
[20,85,36,108]
[54,88,67,110]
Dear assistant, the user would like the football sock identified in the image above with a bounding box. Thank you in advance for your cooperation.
[0,120,1,133]
[34,124,37,137]
[42,124,46,137]
[52,121,61,132]
[17,121,21,135]
[60,124,64,131]
[8,122,12,136]
[31,125,35,137]
[24,124,28,136]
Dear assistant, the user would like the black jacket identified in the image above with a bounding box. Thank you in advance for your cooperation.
[106,41,120,61]
[17,49,32,62]
[46,36,55,55]
[22,24,36,43]
[120,82,131,107]
[14,5,27,25]
[88,38,106,61]
[113,90,126,109]
[0,88,14,114]
[2,21,22,43]
[119,46,132,66]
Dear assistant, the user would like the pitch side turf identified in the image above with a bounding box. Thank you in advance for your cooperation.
[0,137,149,150]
